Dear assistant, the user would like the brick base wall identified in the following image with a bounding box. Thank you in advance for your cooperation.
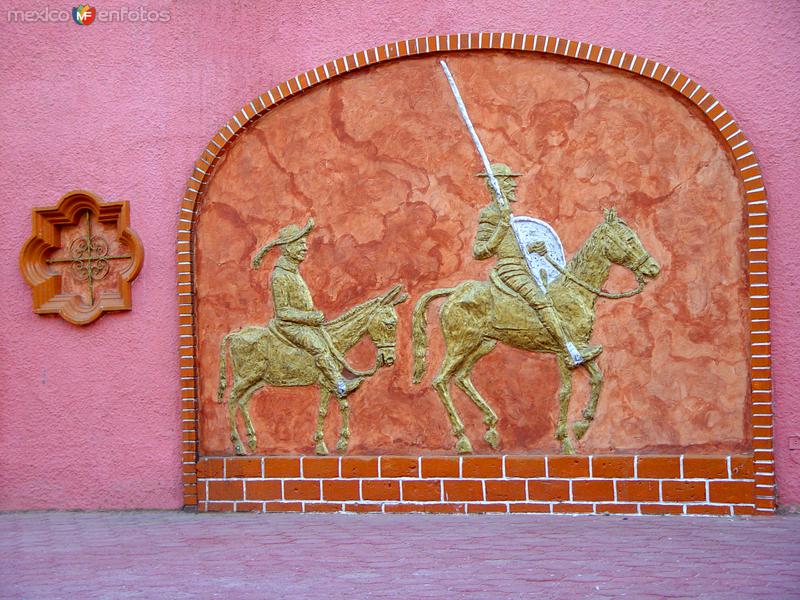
[196,454,760,516]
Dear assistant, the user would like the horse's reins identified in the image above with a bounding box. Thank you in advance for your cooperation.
[541,226,651,300]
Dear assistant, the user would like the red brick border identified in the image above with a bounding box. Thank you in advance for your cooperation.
[196,455,757,516]
[178,33,773,514]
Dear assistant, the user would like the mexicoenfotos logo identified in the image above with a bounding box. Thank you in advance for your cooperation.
[6,5,171,24]
[72,5,96,25]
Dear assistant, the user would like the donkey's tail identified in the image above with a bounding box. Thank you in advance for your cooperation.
[412,288,455,383]
[216,333,232,403]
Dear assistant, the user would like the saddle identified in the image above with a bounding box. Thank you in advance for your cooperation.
[238,321,317,386]
[488,272,539,330]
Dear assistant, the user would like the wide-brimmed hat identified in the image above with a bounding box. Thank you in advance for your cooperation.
[475,163,522,178]
[252,218,314,269]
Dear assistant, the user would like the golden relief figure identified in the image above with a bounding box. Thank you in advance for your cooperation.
[217,219,407,455]
[411,63,662,454]
[412,164,661,454]
[472,164,603,368]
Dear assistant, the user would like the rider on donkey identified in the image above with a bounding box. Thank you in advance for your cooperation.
[252,219,363,398]
[473,163,603,368]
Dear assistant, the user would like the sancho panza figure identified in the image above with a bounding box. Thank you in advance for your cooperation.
[474,163,602,368]
[252,219,363,398]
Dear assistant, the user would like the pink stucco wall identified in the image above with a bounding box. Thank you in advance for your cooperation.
[1,1,797,510]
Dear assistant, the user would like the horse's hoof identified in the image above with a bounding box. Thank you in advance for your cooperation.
[561,438,575,455]
[484,428,500,449]
[247,437,257,451]
[573,419,591,440]
[455,435,474,454]
[335,438,349,453]
[234,444,247,456]
[315,440,329,455]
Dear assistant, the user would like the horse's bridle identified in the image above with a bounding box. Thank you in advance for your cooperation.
[542,223,653,300]
[603,224,652,279]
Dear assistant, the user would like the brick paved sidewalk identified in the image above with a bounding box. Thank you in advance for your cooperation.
[1,512,798,599]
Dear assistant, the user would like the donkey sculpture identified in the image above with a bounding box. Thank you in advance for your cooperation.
[218,284,408,455]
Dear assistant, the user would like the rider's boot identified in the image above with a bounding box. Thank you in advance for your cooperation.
[315,354,345,395]
[314,354,364,399]
[535,306,602,368]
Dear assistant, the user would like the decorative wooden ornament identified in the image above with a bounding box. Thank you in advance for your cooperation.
[19,190,144,325]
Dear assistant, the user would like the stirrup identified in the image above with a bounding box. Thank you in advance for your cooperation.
[336,377,364,398]
[581,345,603,362]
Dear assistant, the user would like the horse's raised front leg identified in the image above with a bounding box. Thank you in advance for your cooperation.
[574,359,603,440]
[554,359,575,454]
[453,339,500,449]
[313,388,331,455]
[335,396,351,453]
[238,381,265,452]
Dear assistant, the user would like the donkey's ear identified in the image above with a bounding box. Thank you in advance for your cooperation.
[604,207,618,223]
[392,292,409,305]
[380,283,403,305]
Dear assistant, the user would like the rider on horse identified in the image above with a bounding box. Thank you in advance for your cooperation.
[252,218,363,398]
[473,163,602,368]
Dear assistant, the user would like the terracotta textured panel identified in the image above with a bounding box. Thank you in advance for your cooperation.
[195,51,748,456]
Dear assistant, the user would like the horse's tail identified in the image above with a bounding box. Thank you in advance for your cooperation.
[216,333,232,403]
[412,288,455,383]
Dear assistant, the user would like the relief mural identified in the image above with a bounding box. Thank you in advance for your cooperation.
[196,50,748,456]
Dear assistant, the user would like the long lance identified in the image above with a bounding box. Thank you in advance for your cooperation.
[439,60,508,212]
[438,60,584,365]
[439,59,538,286]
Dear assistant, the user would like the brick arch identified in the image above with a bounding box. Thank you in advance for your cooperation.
[177,33,773,513]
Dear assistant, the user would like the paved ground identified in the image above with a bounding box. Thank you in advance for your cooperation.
[1,512,798,599]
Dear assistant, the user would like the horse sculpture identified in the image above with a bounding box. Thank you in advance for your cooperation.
[412,209,660,454]
[218,284,408,455]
